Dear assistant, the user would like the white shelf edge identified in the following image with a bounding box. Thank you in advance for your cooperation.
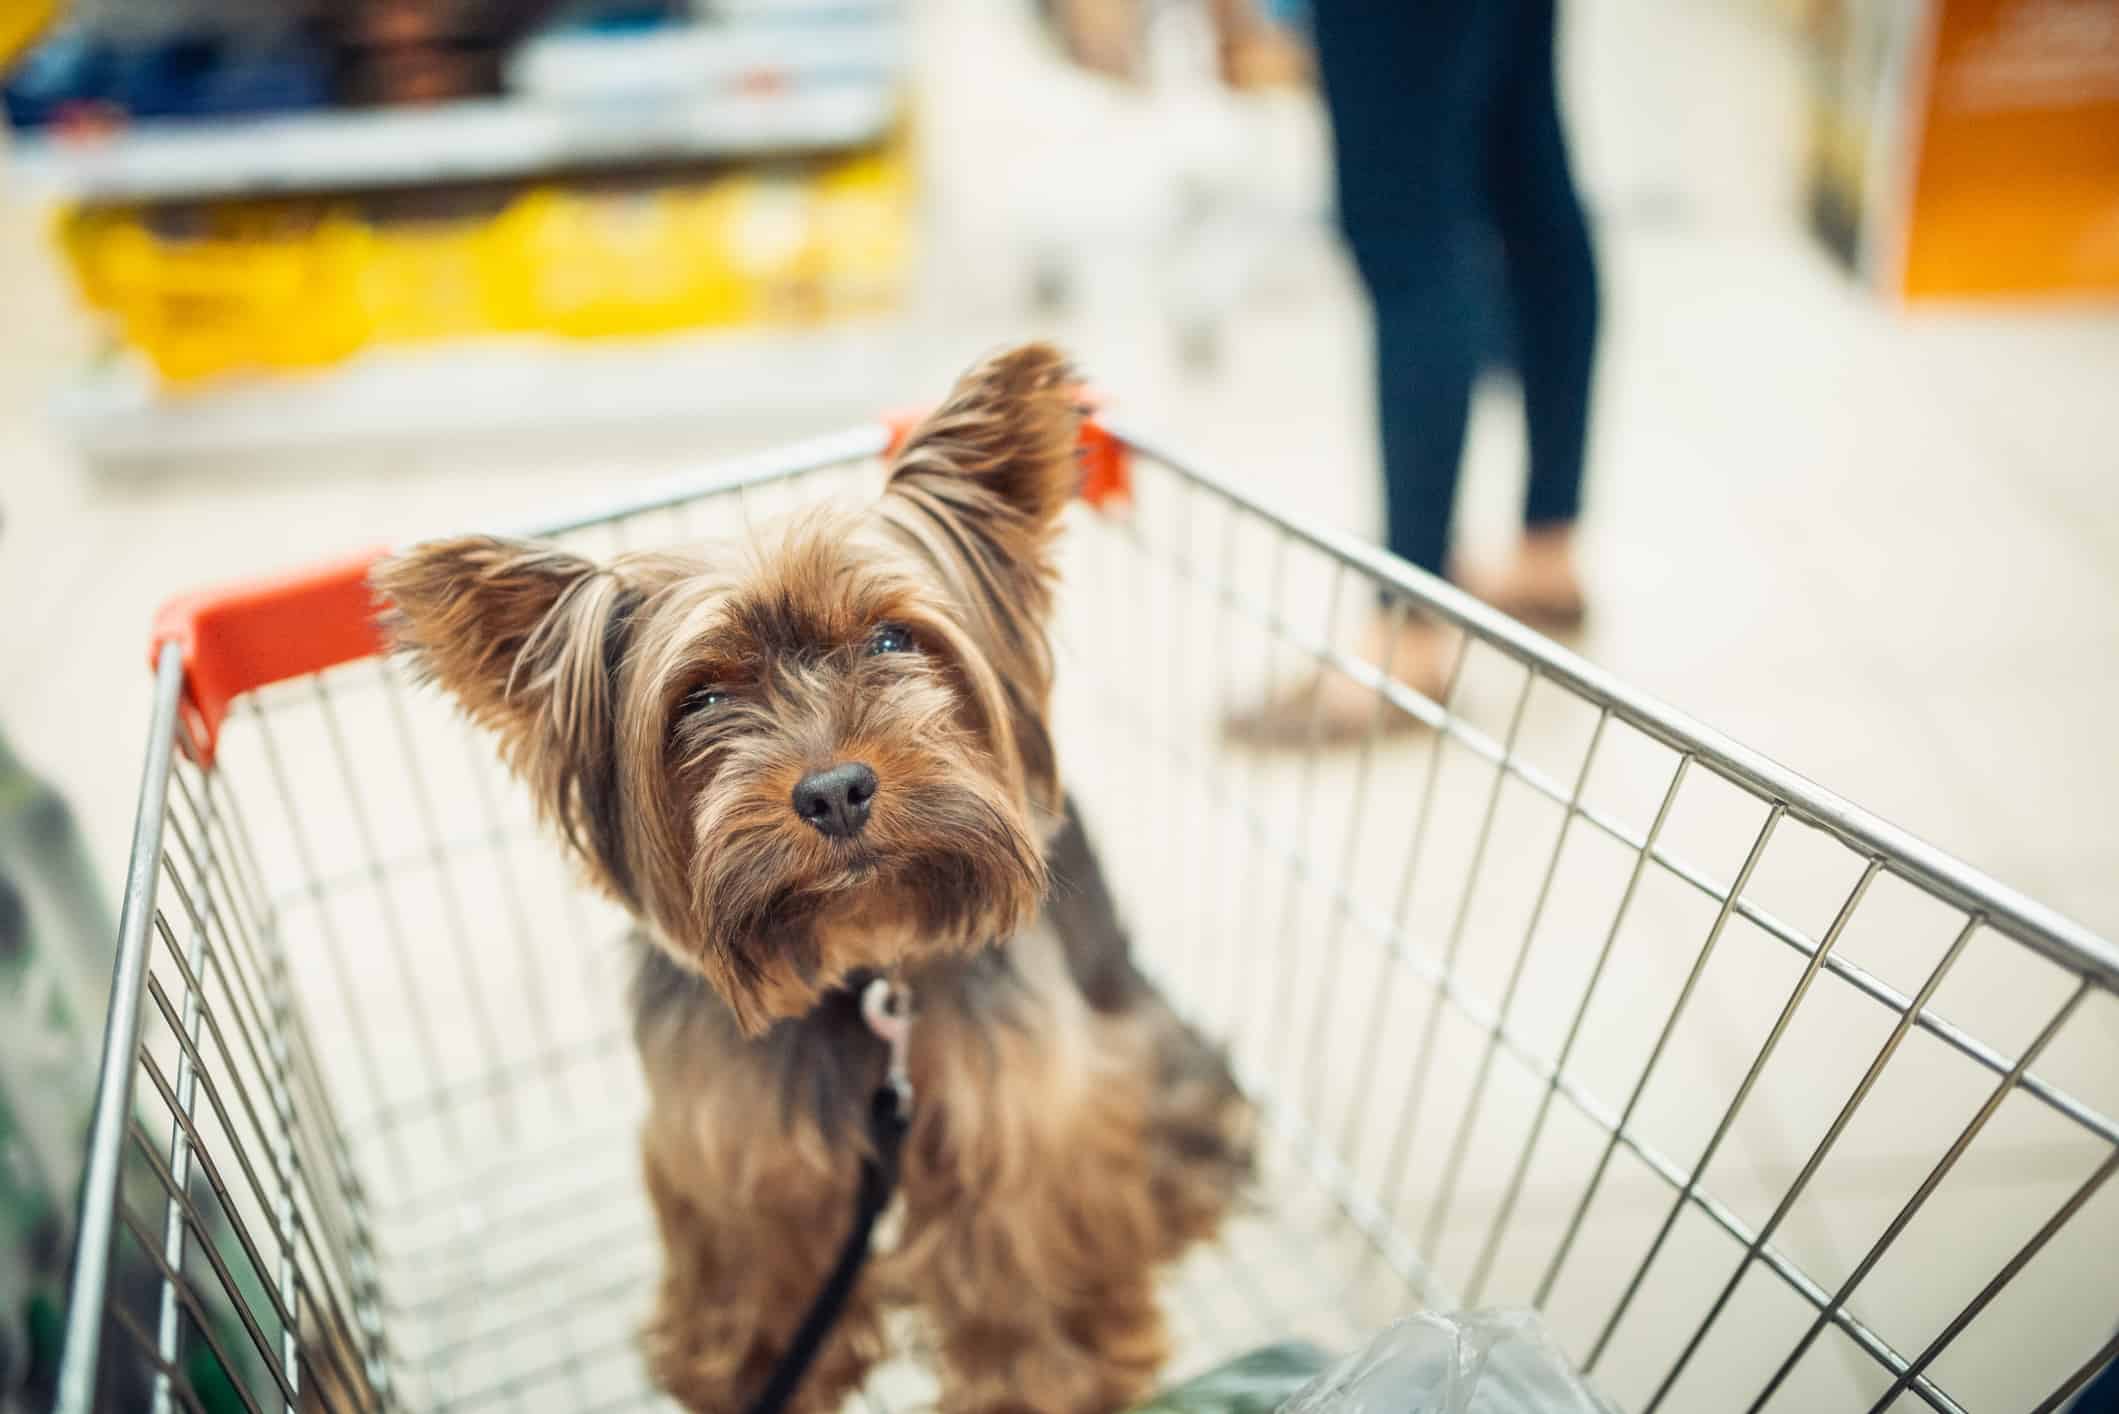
[56,324,916,463]
[10,84,902,203]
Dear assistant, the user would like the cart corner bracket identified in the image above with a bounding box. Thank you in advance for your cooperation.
[148,543,395,765]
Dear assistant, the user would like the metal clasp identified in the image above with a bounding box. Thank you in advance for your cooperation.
[861,976,914,1118]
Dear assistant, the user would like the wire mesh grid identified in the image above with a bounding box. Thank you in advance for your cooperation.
[62,427,2119,1414]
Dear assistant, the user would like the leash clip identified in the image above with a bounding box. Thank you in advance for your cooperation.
[861,976,915,1119]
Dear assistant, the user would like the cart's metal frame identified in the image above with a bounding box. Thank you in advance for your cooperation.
[57,421,2119,1413]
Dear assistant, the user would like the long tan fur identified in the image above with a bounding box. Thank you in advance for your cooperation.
[375,344,1253,1413]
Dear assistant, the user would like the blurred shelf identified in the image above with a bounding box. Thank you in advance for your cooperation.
[706,0,901,17]
[9,84,901,202]
[55,325,912,464]
[508,15,902,101]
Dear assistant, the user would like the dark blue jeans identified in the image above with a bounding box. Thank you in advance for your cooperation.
[1312,0,1599,576]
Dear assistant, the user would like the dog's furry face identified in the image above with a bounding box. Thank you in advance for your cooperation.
[377,344,1083,1034]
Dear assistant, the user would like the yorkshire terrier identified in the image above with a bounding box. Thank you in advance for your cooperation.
[375,344,1255,1413]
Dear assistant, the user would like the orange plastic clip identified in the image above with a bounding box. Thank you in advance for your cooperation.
[149,544,392,765]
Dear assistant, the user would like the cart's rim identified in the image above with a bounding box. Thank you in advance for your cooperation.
[141,412,2119,989]
[1102,416,2119,996]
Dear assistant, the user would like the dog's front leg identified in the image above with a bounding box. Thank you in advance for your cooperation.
[903,995,1174,1414]
[640,1122,884,1414]
[932,1265,1164,1414]
[914,1116,1169,1413]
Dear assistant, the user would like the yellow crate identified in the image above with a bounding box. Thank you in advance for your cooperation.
[345,215,513,344]
[55,139,913,384]
[810,144,914,313]
[493,181,763,337]
[60,203,369,381]
[491,143,912,337]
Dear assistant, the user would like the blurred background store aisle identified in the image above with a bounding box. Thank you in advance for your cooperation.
[4,0,2114,933]
[3,1,2118,1409]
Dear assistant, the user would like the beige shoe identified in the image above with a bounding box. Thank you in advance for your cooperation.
[1219,28,1311,90]
[1208,0,1312,90]
[1223,616,1453,749]
[1454,525,1587,634]
[1053,0,1143,80]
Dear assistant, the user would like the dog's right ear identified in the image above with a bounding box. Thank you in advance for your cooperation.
[373,536,646,902]
[883,343,1082,612]
[878,344,1082,820]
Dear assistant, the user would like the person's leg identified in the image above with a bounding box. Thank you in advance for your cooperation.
[1456,0,1599,630]
[1491,0,1598,539]
[1228,2,1504,744]
[1311,0,1498,580]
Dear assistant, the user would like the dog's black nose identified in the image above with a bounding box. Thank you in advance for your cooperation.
[792,762,878,839]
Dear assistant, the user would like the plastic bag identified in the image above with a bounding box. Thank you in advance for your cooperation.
[1281,1310,1617,1414]
[1130,1341,1334,1413]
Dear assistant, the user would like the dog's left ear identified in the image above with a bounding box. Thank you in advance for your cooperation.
[883,342,1082,613]
[373,536,651,903]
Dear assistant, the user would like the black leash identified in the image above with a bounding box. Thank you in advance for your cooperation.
[742,979,914,1414]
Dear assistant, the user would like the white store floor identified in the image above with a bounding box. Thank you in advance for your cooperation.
[2,0,2116,1411]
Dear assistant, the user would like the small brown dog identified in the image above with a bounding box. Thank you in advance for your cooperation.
[376,344,1254,1413]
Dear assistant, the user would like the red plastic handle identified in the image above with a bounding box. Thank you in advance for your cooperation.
[881,407,1132,511]
[149,544,392,765]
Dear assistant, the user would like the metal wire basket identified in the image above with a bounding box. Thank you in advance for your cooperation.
[55,420,2119,1413]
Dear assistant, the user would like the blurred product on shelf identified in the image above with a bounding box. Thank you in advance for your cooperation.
[0,0,61,73]
[57,140,912,383]
[322,0,564,105]
[1800,0,1894,273]
[5,0,915,424]
[2,23,333,128]
[4,0,898,130]
[1802,0,2119,301]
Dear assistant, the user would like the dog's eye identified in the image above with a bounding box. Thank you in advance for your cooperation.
[868,624,914,656]
[685,686,727,713]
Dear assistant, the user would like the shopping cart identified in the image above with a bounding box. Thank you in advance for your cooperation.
[53,419,2119,1414]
